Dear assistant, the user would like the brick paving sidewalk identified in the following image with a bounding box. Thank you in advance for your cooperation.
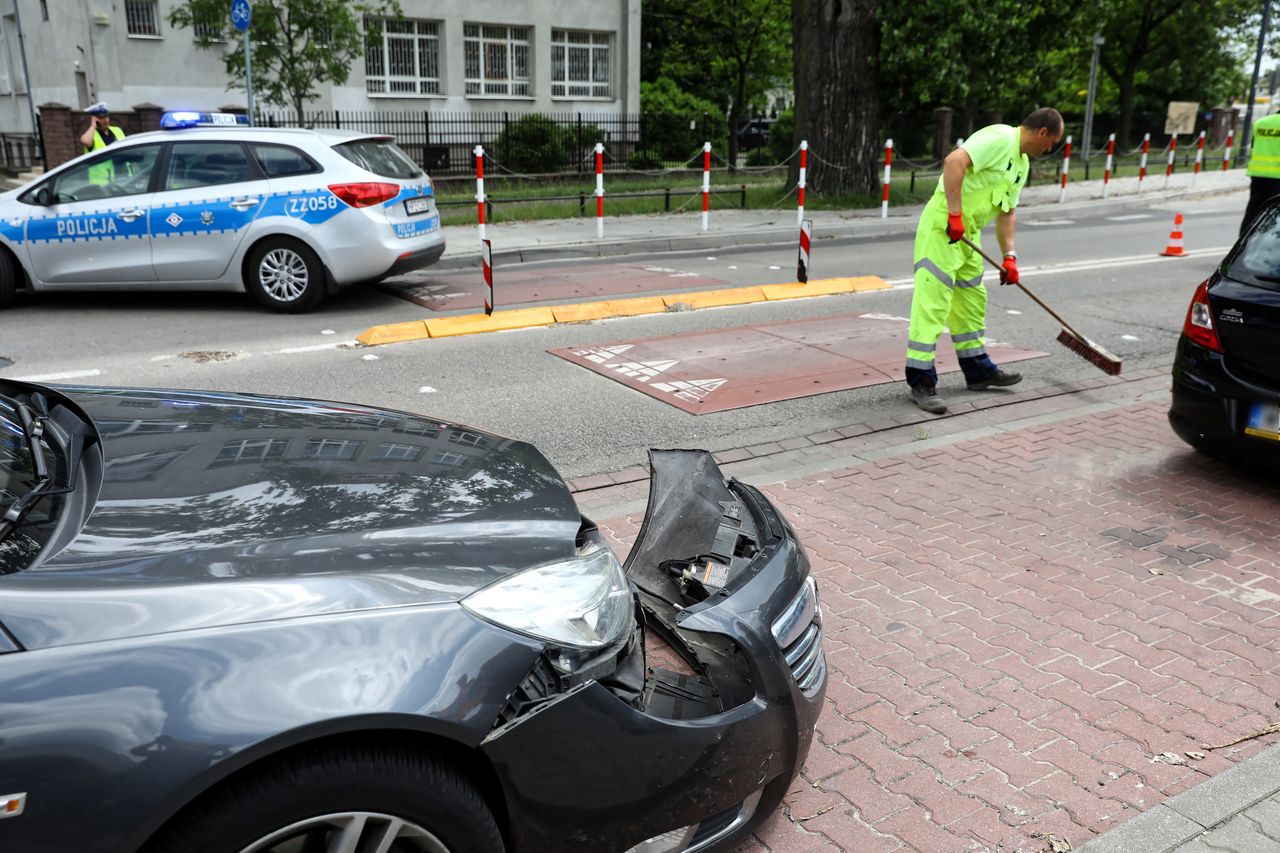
[588,379,1280,853]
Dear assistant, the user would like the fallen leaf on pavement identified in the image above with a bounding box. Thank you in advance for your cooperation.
[1048,835,1073,852]
[1186,751,1206,760]
[1148,567,1165,575]
[1151,751,1187,765]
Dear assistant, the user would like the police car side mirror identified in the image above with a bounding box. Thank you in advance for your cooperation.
[31,185,52,206]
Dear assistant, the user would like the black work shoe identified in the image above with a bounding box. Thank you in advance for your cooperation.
[910,383,947,414]
[967,369,1023,391]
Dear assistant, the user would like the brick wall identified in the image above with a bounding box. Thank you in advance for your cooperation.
[38,102,167,170]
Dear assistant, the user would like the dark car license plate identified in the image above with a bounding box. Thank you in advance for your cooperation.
[1245,401,1280,440]
[404,197,432,216]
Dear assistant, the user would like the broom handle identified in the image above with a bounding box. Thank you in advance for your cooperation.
[958,236,1090,342]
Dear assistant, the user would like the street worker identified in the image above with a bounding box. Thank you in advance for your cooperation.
[905,107,1064,415]
[79,102,126,186]
[1241,110,1280,236]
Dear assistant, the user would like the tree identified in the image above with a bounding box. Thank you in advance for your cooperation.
[642,0,791,167]
[168,0,401,119]
[791,0,882,195]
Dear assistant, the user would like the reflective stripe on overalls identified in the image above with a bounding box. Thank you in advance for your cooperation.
[905,123,1027,388]
[85,126,126,185]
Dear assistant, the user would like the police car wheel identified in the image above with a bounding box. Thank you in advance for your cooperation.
[0,251,16,309]
[245,238,325,313]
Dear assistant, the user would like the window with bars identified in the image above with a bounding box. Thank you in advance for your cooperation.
[551,29,612,99]
[193,14,225,42]
[125,0,160,37]
[463,23,530,97]
[302,439,365,461]
[210,438,288,468]
[365,18,441,96]
[373,443,425,462]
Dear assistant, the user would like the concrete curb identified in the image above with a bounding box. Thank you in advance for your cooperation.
[432,180,1247,271]
[1079,743,1280,853]
[356,275,889,345]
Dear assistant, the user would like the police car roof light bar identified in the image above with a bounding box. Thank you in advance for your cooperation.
[160,111,250,130]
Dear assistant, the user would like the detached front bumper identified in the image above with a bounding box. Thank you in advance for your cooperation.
[481,450,826,853]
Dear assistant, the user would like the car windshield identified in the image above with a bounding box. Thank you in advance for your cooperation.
[1227,205,1280,291]
[334,139,423,180]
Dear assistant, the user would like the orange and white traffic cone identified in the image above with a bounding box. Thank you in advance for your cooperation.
[1160,212,1186,257]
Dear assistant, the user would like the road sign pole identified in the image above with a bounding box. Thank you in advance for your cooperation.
[232,0,254,125]
[244,27,254,126]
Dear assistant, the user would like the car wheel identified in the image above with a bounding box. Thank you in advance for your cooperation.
[145,743,505,853]
[245,237,325,313]
[0,251,16,309]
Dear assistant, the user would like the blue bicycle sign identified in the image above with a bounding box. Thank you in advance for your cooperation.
[231,0,251,31]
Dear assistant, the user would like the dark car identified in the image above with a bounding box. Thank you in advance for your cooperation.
[0,380,825,853]
[736,119,774,151]
[1170,202,1280,460]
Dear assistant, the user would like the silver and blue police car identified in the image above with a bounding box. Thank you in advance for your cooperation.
[0,111,444,313]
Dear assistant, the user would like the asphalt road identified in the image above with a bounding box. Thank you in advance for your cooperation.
[0,192,1247,478]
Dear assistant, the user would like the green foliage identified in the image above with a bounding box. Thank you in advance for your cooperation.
[745,148,774,166]
[168,0,400,117]
[492,114,605,174]
[640,79,727,162]
[627,150,663,170]
[768,109,794,163]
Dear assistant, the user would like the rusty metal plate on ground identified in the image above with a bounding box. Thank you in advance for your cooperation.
[548,313,1049,414]
[379,263,728,312]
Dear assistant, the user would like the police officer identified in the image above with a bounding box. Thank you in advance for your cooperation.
[79,102,126,185]
[904,108,1064,414]
[1241,110,1280,236]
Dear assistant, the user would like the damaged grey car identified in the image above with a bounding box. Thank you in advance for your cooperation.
[0,379,826,853]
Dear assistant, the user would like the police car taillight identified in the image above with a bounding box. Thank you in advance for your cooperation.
[328,182,400,208]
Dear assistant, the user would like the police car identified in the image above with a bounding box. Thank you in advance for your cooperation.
[0,111,444,313]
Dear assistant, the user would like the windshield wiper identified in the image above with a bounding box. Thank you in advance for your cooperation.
[0,398,79,544]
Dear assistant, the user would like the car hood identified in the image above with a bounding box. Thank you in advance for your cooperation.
[1,386,582,649]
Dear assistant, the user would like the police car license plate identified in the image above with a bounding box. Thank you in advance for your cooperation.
[1245,401,1280,440]
[404,197,432,216]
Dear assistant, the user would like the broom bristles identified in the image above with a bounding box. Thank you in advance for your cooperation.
[1056,328,1122,375]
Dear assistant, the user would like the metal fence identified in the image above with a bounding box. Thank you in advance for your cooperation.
[0,134,40,172]
[257,110,731,177]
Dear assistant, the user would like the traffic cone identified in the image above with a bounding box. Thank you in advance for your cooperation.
[1160,212,1186,257]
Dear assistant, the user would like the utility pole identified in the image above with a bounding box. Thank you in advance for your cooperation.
[1243,0,1273,166]
[1082,33,1105,166]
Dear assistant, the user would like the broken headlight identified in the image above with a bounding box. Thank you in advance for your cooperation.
[462,539,633,651]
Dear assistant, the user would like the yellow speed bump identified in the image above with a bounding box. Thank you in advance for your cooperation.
[356,320,430,347]
[424,306,556,338]
[553,296,667,323]
[662,286,765,310]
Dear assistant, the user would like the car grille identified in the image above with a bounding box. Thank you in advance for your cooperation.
[783,622,826,694]
[771,576,825,696]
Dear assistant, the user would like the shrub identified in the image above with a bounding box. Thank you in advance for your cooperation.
[768,109,795,164]
[492,114,608,174]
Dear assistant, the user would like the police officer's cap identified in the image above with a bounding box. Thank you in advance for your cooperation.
[84,102,109,116]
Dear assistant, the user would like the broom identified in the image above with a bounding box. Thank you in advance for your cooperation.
[959,236,1122,376]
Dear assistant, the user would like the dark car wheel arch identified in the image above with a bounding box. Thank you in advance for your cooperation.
[136,730,512,853]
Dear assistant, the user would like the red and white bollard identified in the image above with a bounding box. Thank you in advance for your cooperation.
[1193,130,1205,184]
[1165,135,1177,188]
[701,142,711,232]
[481,238,494,316]
[797,140,807,225]
[474,145,486,242]
[1058,135,1072,203]
[1224,129,1234,174]
[881,139,893,219]
[1102,133,1116,199]
[1138,133,1150,195]
[594,142,604,239]
[797,219,812,283]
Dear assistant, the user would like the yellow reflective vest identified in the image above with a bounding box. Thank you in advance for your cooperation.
[84,125,126,185]
[1248,113,1280,179]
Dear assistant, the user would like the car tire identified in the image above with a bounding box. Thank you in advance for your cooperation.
[244,237,326,313]
[0,251,16,309]
[144,743,506,853]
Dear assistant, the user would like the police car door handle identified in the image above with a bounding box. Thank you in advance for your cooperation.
[229,197,260,210]
[115,208,144,222]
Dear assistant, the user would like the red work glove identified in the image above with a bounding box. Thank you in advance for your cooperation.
[1000,254,1019,285]
[946,212,965,243]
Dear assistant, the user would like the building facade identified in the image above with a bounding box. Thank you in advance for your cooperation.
[0,0,641,147]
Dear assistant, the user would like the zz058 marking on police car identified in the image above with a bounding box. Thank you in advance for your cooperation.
[285,194,339,218]
[258,190,345,226]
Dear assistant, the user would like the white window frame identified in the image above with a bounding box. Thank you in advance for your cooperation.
[124,0,162,38]
[373,442,424,462]
[0,17,12,96]
[464,23,531,98]
[551,29,613,100]
[365,17,442,97]
[303,438,365,461]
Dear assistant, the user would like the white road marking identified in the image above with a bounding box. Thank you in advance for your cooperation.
[1025,219,1075,226]
[1106,214,1153,221]
[1122,334,1141,341]
[706,256,717,261]
[728,265,738,270]
[884,245,1230,288]
[270,341,359,354]
[361,354,379,361]
[419,386,437,393]
[769,265,781,270]
[320,329,336,335]
[150,354,174,362]
[13,368,102,382]
[1007,310,1023,315]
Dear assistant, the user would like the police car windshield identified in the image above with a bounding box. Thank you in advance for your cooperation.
[335,139,423,180]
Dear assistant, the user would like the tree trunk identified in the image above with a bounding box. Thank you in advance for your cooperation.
[1116,71,1136,150]
[791,0,881,195]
